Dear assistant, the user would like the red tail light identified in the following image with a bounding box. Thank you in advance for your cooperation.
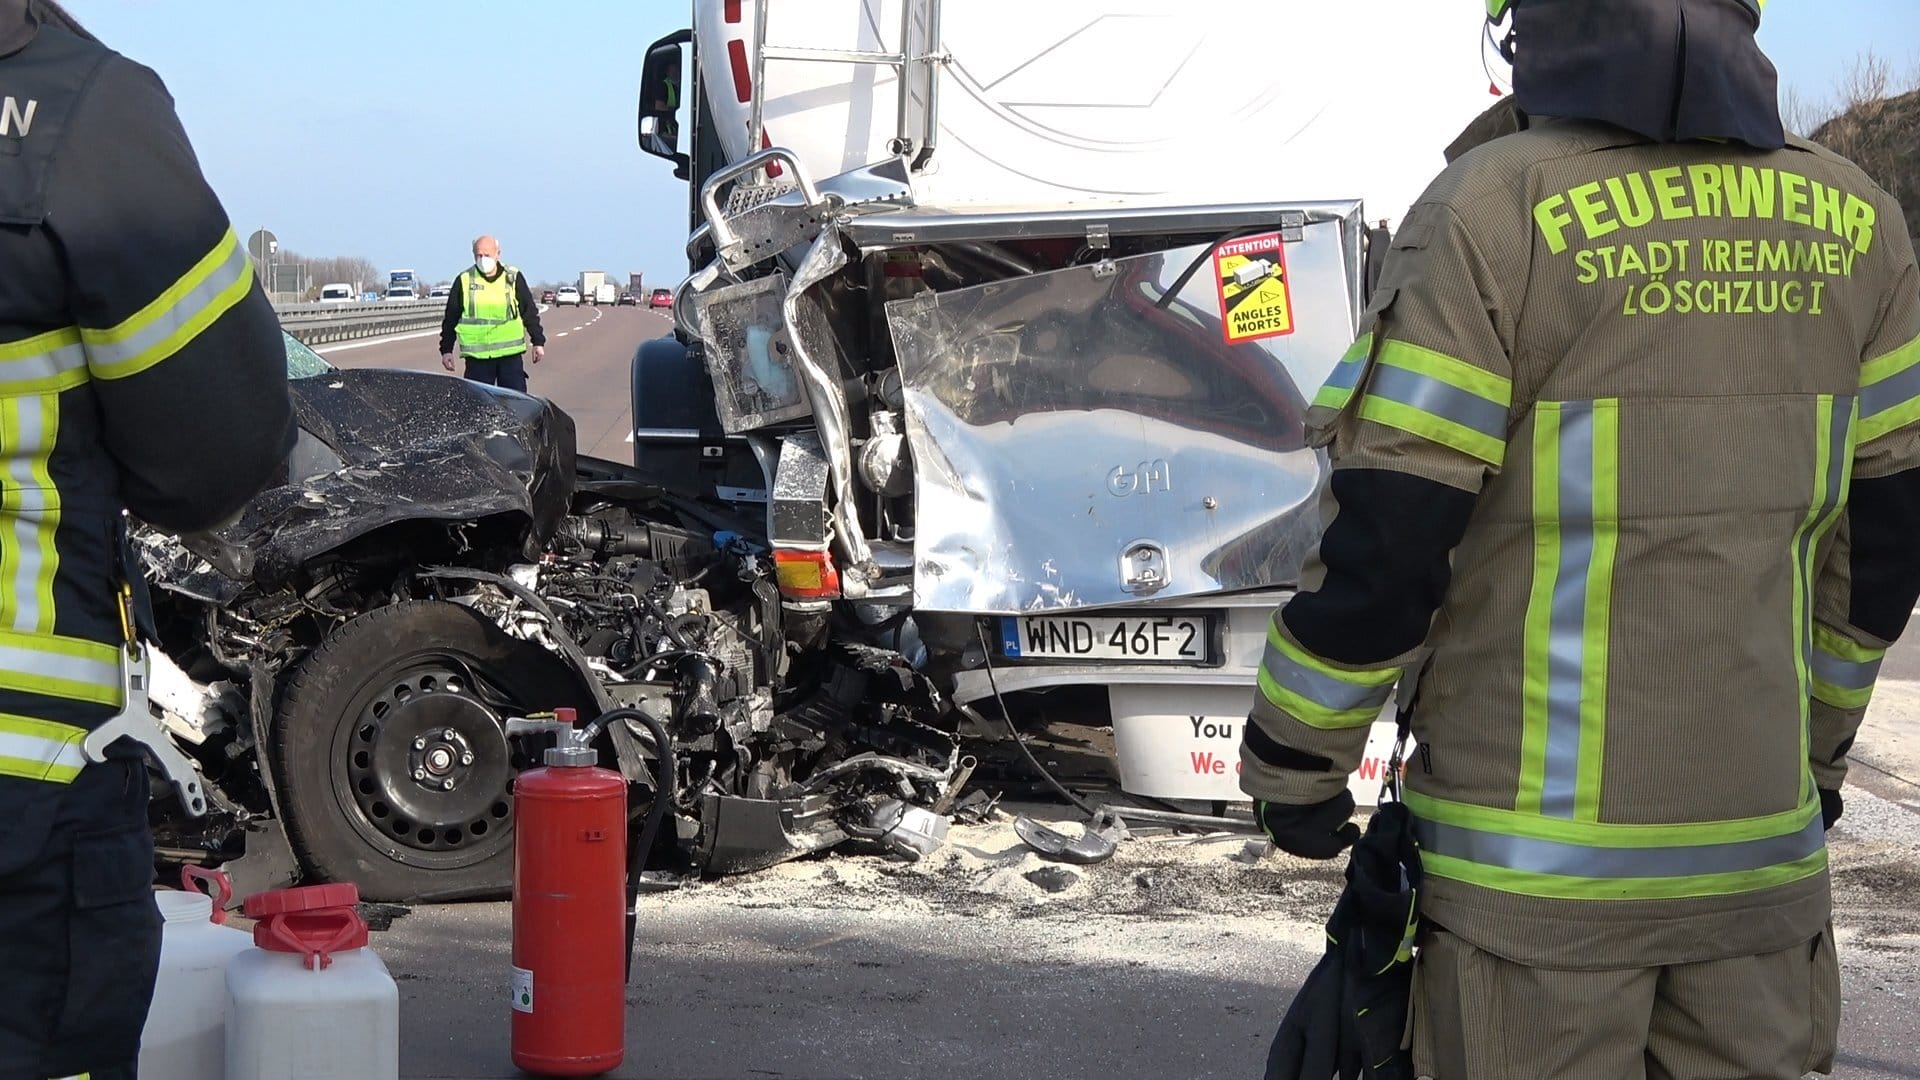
[773,549,841,600]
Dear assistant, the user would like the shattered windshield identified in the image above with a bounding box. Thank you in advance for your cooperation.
[282,332,333,379]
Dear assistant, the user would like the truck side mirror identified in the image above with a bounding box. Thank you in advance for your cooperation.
[638,33,692,164]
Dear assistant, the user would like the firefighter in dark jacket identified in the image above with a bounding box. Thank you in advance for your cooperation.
[0,2,294,1076]
[1242,0,1920,1075]
[438,234,546,391]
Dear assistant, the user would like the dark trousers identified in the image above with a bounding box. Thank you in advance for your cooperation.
[463,351,528,392]
[0,760,160,1080]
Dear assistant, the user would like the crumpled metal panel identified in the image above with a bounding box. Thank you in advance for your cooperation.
[886,226,1357,613]
[147,369,576,595]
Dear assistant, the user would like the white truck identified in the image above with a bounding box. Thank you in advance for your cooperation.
[579,270,608,304]
[594,282,619,306]
[629,1,1496,812]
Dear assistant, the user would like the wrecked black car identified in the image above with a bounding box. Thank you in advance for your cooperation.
[138,335,960,901]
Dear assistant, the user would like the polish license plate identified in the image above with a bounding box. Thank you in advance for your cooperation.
[1000,614,1210,663]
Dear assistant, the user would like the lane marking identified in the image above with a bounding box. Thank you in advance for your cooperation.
[556,332,569,338]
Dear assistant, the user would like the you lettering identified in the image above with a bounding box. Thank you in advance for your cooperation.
[1189,716,1238,739]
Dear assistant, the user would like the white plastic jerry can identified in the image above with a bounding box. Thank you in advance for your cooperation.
[139,871,252,1080]
[224,883,399,1080]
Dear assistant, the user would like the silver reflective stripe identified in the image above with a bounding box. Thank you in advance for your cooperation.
[81,238,251,370]
[1860,364,1919,425]
[458,316,520,327]
[0,641,117,689]
[0,728,85,773]
[1322,354,1368,394]
[1412,812,1825,879]
[1260,638,1394,714]
[1811,647,1879,691]
[1367,365,1508,441]
[0,337,86,386]
[1540,402,1596,818]
[459,336,529,358]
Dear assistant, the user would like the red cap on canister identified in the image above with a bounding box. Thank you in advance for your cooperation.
[244,884,369,968]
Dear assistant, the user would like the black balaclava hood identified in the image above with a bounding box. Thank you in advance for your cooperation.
[1510,0,1784,149]
[0,0,98,56]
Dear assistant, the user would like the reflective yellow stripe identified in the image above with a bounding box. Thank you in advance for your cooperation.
[1256,621,1397,730]
[1405,788,1826,901]
[1310,333,1372,412]
[0,712,87,783]
[28,394,58,636]
[1418,847,1825,902]
[0,394,61,636]
[1517,400,1620,821]
[1791,397,1854,801]
[1355,340,1511,466]
[0,327,90,397]
[0,631,122,706]
[82,228,255,380]
[1811,624,1883,710]
[1859,331,1920,444]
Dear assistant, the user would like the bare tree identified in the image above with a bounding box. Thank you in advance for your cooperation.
[1836,49,1893,112]
[1779,85,1832,138]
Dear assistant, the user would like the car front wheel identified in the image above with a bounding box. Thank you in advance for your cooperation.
[273,600,595,901]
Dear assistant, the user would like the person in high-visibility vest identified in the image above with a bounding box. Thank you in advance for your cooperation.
[438,235,546,391]
[0,3,294,1076]
[1239,0,1920,1075]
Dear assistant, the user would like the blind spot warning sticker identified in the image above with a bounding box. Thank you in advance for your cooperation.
[512,965,534,1013]
[1215,232,1295,344]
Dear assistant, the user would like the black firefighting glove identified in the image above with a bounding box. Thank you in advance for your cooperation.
[1257,791,1362,860]
[1265,802,1423,1080]
[1819,788,1843,831]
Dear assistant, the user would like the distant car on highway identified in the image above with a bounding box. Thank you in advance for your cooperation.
[648,288,672,310]
[360,291,381,303]
[317,283,355,304]
[555,286,581,306]
[428,285,451,300]
[541,290,557,304]
[618,292,638,306]
[383,284,418,302]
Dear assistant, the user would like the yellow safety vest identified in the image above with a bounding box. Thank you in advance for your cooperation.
[454,266,528,359]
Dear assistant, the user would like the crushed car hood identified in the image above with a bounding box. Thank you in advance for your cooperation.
[152,369,576,598]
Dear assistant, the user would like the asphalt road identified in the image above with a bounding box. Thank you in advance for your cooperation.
[377,795,1920,1080]
[315,301,672,464]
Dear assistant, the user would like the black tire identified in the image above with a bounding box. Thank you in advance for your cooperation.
[274,600,595,902]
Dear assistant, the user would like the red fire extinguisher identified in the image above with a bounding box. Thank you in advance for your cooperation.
[507,707,628,1076]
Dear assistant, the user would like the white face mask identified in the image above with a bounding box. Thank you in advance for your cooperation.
[475,254,499,275]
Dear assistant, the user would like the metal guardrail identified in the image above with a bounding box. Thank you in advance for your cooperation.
[274,299,443,346]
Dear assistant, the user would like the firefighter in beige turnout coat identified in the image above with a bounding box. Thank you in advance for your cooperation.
[1238,0,1920,1076]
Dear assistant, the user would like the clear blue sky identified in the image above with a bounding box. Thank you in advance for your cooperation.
[65,1,1920,289]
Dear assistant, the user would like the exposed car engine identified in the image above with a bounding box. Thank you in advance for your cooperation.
[134,355,959,902]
